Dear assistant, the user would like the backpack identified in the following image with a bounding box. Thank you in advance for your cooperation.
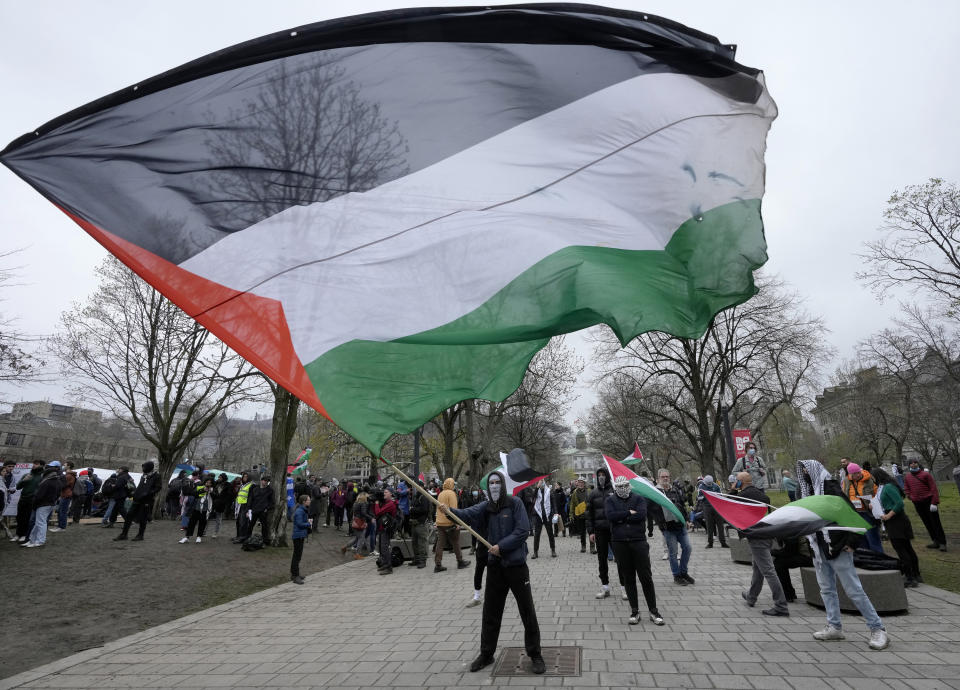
[102,476,118,498]
[242,534,264,551]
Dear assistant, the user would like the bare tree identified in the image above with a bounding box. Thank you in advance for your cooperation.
[51,257,261,516]
[0,250,46,390]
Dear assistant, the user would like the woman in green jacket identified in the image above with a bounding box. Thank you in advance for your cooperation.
[874,469,921,588]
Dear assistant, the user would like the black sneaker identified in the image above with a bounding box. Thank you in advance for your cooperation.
[131,535,143,542]
[531,553,538,559]
[458,560,471,569]
[417,562,426,569]
[762,608,789,617]
[469,654,494,672]
[292,575,304,585]
[113,534,127,541]
[434,565,447,573]
[673,575,688,586]
[720,543,730,548]
[681,574,695,585]
[530,656,546,674]
[705,543,714,549]
[741,591,755,607]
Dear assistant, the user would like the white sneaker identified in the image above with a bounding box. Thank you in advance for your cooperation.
[179,537,188,544]
[661,551,668,561]
[813,625,845,641]
[9,537,18,542]
[649,612,665,626]
[18,536,27,542]
[21,541,34,547]
[628,612,641,625]
[371,550,379,557]
[465,598,482,608]
[621,589,629,601]
[26,542,43,547]
[195,537,202,543]
[868,629,889,650]
[48,527,62,532]
[595,587,610,599]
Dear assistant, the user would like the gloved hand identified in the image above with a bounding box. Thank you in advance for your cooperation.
[930,504,939,513]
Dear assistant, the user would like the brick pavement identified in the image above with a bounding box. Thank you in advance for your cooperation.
[3,528,960,690]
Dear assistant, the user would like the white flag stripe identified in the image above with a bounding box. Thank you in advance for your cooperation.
[180,72,774,363]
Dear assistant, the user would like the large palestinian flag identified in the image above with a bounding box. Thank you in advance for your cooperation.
[602,454,685,523]
[480,449,548,497]
[1,5,776,454]
[704,491,871,539]
[700,490,771,529]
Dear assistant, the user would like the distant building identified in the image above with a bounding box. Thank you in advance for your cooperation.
[11,401,102,425]
[558,431,602,483]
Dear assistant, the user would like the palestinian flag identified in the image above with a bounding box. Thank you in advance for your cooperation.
[480,449,548,497]
[740,495,871,540]
[1,6,776,454]
[602,454,685,523]
[701,490,771,529]
[622,443,644,466]
[286,447,312,476]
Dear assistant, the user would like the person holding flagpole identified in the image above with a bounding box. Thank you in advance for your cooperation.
[441,469,545,675]
[735,472,789,617]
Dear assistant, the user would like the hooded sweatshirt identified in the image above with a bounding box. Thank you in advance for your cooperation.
[586,467,614,535]
[451,470,530,566]
[436,478,458,527]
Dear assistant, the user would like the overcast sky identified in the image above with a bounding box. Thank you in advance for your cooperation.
[1,1,959,426]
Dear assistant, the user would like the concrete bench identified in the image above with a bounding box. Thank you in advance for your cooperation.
[729,538,753,565]
[800,566,908,614]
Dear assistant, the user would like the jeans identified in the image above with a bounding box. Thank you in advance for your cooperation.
[366,522,377,552]
[663,526,692,576]
[29,505,55,545]
[101,498,117,524]
[812,546,884,631]
[857,512,883,553]
[57,497,71,529]
[210,511,223,536]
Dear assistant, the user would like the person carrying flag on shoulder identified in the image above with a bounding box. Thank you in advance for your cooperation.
[440,468,545,674]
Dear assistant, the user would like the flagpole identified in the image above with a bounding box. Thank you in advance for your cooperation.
[378,456,494,550]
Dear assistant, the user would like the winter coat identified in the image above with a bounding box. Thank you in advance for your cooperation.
[113,471,134,501]
[453,494,530,567]
[249,484,275,513]
[397,481,410,515]
[586,467,613,535]
[842,470,877,511]
[732,454,769,490]
[132,471,162,504]
[211,481,235,512]
[604,492,648,542]
[408,488,430,521]
[292,504,311,539]
[33,468,63,508]
[533,484,556,522]
[16,468,42,501]
[551,487,567,519]
[904,469,940,504]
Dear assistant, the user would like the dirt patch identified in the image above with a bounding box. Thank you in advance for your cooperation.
[0,516,364,679]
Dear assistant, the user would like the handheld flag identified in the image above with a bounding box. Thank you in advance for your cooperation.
[740,495,871,540]
[622,443,644,466]
[480,449,548,497]
[602,454,684,523]
[701,490,770,530]
[1,6,775,455]
[417,472,425,483]
[286,447,312,476]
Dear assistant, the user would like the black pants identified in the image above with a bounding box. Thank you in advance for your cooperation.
[70,496,85,522]
[890,537,920,578]
[291,537,304,577]
[646,512,655,537]
[532,514,555,555]
[773,553,812,600]
[481,562,541,659]
[377,529,392,569]
[186,510,208,538]
[474,544,489,590]
[109,497,127,526]
[120,500,151,538]
[912,498,946,545]
[594,527,621,586]
[611,540,657,615]
[705,507,727,546]
[573,517,587,548]
[249,510,270,543]
[15,498,32,539]
[235,506,249,539]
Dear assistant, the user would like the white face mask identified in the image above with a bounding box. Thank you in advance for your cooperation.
[489,477,502,502]
[614,479,631,499]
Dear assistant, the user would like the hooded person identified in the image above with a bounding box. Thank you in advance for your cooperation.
[531,479,557,559]
[434,478,470,572]
[605,475,664,626]
[406,478,431,569]
[587,465,625,600]
[115,461,161,542]
[795,459,889,650]
[443,469,545,675]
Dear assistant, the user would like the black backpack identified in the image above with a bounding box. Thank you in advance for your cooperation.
[242,534,264,551]
[102,476,118,498]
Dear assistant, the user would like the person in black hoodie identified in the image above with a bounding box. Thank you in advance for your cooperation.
[114,461,161,542]
[24,462,63,547]
[443,468,545,675]
[14,461,44,543]
[605,476,664,626]
[587,466,622,599]
[246,475,275,545]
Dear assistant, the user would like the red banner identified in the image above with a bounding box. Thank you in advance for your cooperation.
[733,429,753,460]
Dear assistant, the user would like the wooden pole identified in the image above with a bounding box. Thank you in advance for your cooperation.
[378,456,493,550]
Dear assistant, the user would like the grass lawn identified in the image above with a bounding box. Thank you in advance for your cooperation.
[768,482,960,594]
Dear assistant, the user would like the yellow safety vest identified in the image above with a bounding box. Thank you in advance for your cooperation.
[236,482,254,505]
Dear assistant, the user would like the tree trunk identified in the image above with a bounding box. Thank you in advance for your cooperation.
[268,386,300,546]
[152,449,180,519]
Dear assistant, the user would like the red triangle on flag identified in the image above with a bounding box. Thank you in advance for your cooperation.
[701,490,769,530]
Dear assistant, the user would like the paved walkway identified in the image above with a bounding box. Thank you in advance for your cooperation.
[4,529,960,690]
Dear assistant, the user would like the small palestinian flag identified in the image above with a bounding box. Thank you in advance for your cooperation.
[740,495,871,539]
[701,490,770,529]
[602,454,685,523]
[418,472,425,483]
[622,443,644,466]
[286,447,312,476]
[480,448,548,497]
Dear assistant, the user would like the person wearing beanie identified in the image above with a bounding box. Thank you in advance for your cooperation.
[841,462,882,553]
[114,461,161,542]
[434,478,470,572]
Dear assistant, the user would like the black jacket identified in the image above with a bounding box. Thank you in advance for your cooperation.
[739,485,770,505]
[132,471,162,503]
[408,489,430,521]
[33,468,63,508]
[249,484,275,513]
[211,481,235,512]
[586,467,614,535]
[604,492,648,542]
[655,483,689,530]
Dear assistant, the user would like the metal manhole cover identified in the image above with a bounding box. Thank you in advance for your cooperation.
[491,646,581,677]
